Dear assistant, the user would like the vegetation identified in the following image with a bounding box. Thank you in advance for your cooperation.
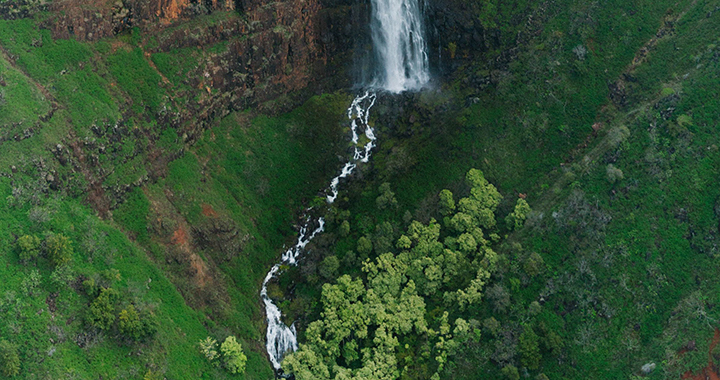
[0,0,718,378]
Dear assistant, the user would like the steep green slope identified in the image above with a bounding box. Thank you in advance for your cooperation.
[0,9,352,379]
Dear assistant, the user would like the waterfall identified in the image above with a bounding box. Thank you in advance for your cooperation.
[371,0,430,92]
[261,93,377,372]
[262,0,431,372]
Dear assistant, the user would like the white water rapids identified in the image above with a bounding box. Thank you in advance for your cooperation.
[261,93,377,371]
[261,0,430,372]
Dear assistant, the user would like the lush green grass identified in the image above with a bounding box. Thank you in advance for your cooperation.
[0,177,219,379]
[107,48,164,114]
[0,56,50,127]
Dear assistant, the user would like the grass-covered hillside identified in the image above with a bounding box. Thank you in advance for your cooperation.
[0,6,355,379]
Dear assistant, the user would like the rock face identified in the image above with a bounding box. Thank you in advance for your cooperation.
[0,0,48,20]
[45,0,236,41]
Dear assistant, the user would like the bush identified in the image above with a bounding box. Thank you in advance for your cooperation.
[220,336,247,374]
[519,325,541,370]
[505,198,531,230]
[606,164,624,184]
[45,234,73,267]
[0,340,19,377]
[501,364,520,380]
[87,288,119,330]
[319,255,340,280]
[119,305,142,339]
[16,235,40,263]
[199,337,220,364]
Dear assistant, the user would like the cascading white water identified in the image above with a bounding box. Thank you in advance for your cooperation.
[261,93,377,371]
[371,0,430,92]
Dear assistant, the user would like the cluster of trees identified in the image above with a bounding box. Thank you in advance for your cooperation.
[83,271,157,341]
[283,169,544,379]
[199,336,247,374]
[17,233,73,267]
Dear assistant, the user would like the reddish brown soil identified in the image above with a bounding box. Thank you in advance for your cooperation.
[682,328,720,380]
[201,204,218,217]
[171,225,189,246]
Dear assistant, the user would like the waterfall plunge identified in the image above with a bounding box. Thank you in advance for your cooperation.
[371,0,430,92]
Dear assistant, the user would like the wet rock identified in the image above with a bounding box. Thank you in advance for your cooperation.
[641,363,656,375]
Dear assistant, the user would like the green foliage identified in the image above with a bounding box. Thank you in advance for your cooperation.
[501,364,520,380]
[357,236,373,258]
[438,189,456,216]
[505,198,531,230]
[319,255,340,280]
[284,169,513,378]
[523,252,545,277]
[107,48,162,114]
[20,269,40,297]
[119,304,142,340]
[376,182,398,210]
[519,325,541,370]
[0,340,19,377]
[87,287,119,330]
[16,235,40,263]
[49,265,75,290]
[114,187,150,240]
[199,337,220,365]
[45,234,73,267]
[220,336,247,374]
[605,164,624,184]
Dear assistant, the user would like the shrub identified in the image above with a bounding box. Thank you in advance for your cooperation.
[0,340,19,377]
[87,288,119,330]
[119,305,142,340]
[16,235,40,263]
[45,234,73,267]
[199,337,220,364]
[319,255,340,280]
[375,183,398,210]
[519,325,541,369]
[505,198,531,230]
[606,164,624,184]
[220,336,247,374]
[501,364,520,380]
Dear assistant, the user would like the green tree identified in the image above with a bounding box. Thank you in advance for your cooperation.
[519,325,541,370]
[220,336,247,374]
[319,255,340,280]
[0,340,19,377]
[376,182,398,210]
[506,198,531,230]
[357,236,373,258]
[283,345,331,380]
[438,189,456,215]
[501,364,520,380]
[199,337,219,365]
[339,220,350,237]
[16,235,40,263]
[119,304,142,340]
[45,234,73,267]
[87,287,119,330]
[523,252,545,277]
